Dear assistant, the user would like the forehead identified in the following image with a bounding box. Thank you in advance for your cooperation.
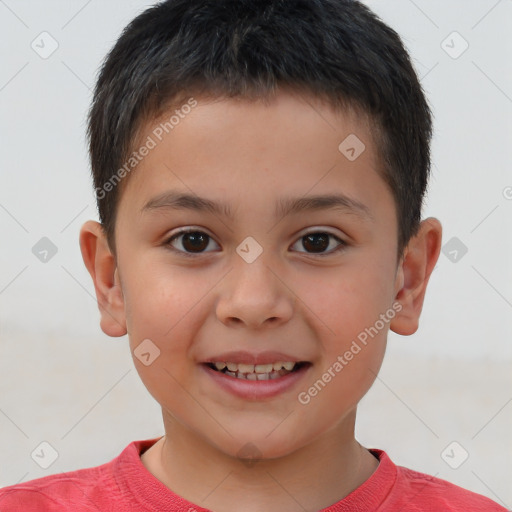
[118,89,391,222]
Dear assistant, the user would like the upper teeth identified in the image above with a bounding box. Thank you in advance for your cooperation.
[213,362,295,373]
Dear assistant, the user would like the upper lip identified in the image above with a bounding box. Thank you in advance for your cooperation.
[202,350,308,365]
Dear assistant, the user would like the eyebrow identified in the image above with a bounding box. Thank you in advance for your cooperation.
[140,191,373,221]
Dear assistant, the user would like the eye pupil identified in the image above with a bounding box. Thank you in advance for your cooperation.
[183,232,208,252]
[303,233,329,253]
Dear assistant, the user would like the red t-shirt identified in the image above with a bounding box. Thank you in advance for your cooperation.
[0,438,507,511]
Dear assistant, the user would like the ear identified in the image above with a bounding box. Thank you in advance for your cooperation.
[79,220,127,337]
[390,218,442,335]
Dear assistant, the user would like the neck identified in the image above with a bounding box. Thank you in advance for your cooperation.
[141,409,379,512]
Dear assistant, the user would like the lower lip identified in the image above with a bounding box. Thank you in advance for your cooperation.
[201,364,311,400]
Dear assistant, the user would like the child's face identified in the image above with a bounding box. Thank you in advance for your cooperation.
[105,90,405,458]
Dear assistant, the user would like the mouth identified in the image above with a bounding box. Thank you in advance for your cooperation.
[205,361,311,381]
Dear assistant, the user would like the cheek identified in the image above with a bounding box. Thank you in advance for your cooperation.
[293,262,395,341]
[123,264,213,383]
[124,263,209,341]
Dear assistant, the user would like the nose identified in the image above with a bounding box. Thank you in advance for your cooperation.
[215,255,295,330]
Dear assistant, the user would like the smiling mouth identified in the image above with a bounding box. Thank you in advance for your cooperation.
[205,361,311,380]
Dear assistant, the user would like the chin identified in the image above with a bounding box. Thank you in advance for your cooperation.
[211,429,305,464]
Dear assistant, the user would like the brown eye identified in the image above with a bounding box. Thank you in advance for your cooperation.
[302,233,330,253]
[181,232,209,252]
[166,229,220,256]
[291,231,346,256]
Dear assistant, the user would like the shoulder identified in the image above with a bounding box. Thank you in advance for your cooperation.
[0,464,110,511]
[390,460,508,511]
[0,439,156,512]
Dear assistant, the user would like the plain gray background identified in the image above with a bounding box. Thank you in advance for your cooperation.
[0,0,511,508]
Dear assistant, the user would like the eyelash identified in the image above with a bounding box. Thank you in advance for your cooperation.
[163,228,348,258]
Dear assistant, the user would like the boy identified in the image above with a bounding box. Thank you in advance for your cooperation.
[0,0,507,510]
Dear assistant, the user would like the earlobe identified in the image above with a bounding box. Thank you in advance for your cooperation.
[79,220,127,337]
[390,218,442,336]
